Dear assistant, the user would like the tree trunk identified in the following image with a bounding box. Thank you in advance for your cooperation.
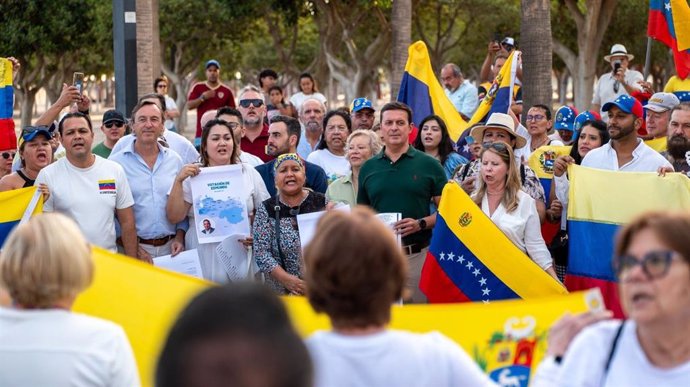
[552,0,617,111]
[521,0,553,114]
[559,69,570,105]
[391,0,411,100]
[19,89,38,128]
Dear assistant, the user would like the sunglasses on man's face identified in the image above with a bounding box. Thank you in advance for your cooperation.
[502,43,514,51]
[1,151,16,160]
[105,121,125,129]
[239,99,264,108]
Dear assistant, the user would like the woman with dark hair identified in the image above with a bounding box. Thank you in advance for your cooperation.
[167,119,269,283]
[253,153,327,295]
[304,207,497,387]
[153,75,180,133]
[307,110,353,184]
[413,114,468,179]
[289,72,327,112]
[547,120,609,279]
[267,85,298,119]
[533,211,690,386]
[156,283,312,387]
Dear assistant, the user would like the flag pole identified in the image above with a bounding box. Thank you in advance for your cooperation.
[644,37,653,79]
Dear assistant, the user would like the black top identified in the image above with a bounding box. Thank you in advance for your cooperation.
[17,170,35,188]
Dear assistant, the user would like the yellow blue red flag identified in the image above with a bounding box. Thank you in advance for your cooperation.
[0,186,43,247]
[397,41,468,142]
[528,145,572,203]
[419,182,566,303]
[648,0,690,79]
[566,165,690,317]
[0,58,16,147]
[468,50,519,126]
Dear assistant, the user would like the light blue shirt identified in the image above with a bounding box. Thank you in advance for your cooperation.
[297,130,319,160]
[445,80,479,118]
[109,141,187,239]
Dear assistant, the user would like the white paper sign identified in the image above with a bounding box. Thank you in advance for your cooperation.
[190,165,250,244]
[297,204,351,249]
[376,212,402,246]
[215,234,250,281]
[153,249,203,279]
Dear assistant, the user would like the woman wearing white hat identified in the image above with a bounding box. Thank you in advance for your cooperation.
[591,44,644,121]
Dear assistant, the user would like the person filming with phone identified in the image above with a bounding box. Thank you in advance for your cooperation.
[591,44,644,122]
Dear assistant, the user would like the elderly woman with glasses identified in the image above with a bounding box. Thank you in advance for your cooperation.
[474,141,559,280]
[253,153,327,295]
[532,210,690,386]
[0,126,53,193]
[307,110,353,184]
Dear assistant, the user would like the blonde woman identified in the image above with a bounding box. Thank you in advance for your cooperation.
[0,213,139,386]
[474,143,559,281]
[326,129,382,206]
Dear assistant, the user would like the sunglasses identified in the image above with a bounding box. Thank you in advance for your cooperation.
[157,84,168,89]
[105,121,125,129]
[1,151,16,160]
[525,114,546,122]
[482,142,509,152]
[239,99,264,108]
[613,250,678,280]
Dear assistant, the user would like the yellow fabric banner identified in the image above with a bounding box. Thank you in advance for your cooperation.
[72,248,600,387]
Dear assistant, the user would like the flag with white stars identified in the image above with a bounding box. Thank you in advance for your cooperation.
[648,0,690,79]
[419,182,566,303]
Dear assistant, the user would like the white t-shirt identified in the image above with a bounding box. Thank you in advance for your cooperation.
[164,95,178,131]
[36,156,134,251]
[306,330,497,387]
[306,149,350,184]
[112,129,199,165]
[0,307,140,387]
[592,70,644,121]
[532,320,690,387]
[582,140,673,172]
[181,164,270,283]
[289,91,327,112]
[240,151,263,167]
[480,190,552,270]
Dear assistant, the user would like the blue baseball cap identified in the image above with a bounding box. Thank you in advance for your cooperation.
[554,106,578,131]
[574,111,602,132]
[602,94,644,119]
[18,126,52,149]
[351,97,374,113]
[205,59,220,69]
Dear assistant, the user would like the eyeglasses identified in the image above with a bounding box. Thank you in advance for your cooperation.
[105,121,125,129]
[525,114,546,122]
[157,84,168,89]
[239,99,264,108]
[226,122,240,130]
[613,250,678,280]
[1,151,15,160]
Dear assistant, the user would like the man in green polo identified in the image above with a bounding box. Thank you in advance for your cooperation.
[357,101,448,303]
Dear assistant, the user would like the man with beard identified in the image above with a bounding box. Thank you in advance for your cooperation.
[581,95,671,171]
[661,103,690,174]
[238,86,274,163]
[296,98,325,159]
[255,115,328,197]
[187,60,236,140]
[644,92,680,140]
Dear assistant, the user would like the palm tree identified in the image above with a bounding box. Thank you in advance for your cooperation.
[521,0,553,113]
[391,0,411,100]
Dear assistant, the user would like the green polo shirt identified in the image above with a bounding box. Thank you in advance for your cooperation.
[357,145,447,246]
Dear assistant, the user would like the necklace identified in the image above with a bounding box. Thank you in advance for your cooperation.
[531,137,549,151]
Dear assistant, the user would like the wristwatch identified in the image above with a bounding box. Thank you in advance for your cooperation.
[417,218,427,230]
[200,95,206,102]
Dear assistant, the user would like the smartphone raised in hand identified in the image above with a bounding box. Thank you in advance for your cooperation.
[72,72,85,95]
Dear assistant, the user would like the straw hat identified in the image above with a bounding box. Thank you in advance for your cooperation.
[604,44,634,62]
[470,112,526,149]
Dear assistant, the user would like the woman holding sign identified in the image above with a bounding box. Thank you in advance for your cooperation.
[253,153,327,295]
[167,119,270,283]
[473,142,559,281]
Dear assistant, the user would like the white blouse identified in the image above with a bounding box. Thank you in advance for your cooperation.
[481,190,553,270]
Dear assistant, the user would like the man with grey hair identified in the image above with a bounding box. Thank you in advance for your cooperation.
[296,98,326,159]
[238,85,273,162]
[440,63,478,120]
[644,92,680,140]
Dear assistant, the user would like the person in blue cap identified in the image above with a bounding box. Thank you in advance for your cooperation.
[0,126,53,191]
[350,97,376,130]
[187,59,236,140]
[551,106,579,145]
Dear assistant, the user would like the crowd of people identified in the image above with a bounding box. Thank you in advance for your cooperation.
[1,34,690,385]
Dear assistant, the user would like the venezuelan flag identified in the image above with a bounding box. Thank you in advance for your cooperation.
[648,0,690,79]
[0,186,43,247]
[527,145,572,204]
[419,182,566,303]
[467,50,519,126]
[566,165,690,317]
[397,41,468,142]
[0,58,14,139]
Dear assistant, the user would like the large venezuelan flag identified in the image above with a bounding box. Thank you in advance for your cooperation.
[0,186,43,247]
[528,145,572,204]
[566,165,690,317]
[467,50,519,126]
[0,58,15,139]
[648,0,690,79]
[397,41,468,142]
[419,182,566,303]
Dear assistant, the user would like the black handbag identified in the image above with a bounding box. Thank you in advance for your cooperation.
[549,229,569,266]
